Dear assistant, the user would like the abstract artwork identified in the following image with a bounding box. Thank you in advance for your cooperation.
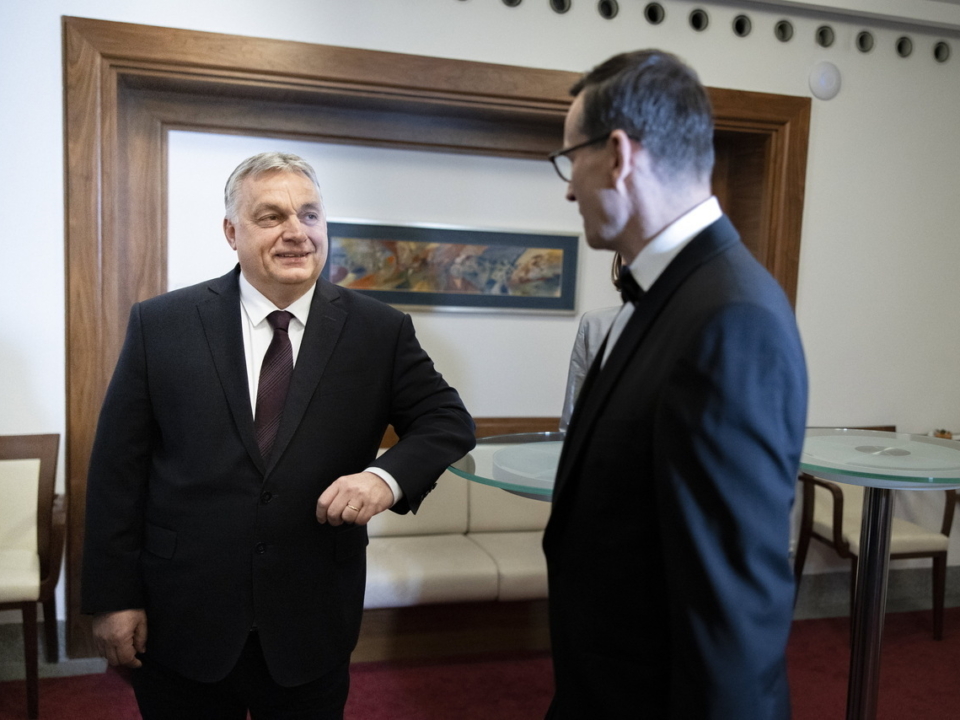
[324,222,578,311]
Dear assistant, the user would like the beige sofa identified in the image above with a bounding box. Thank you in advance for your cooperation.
[364,462,551,610]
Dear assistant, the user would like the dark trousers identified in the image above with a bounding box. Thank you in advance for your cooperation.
[132,631,350,720]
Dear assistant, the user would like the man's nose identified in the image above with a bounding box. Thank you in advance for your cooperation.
[281,216,307,240]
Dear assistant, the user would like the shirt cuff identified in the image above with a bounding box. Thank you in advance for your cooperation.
[365,467,402,507]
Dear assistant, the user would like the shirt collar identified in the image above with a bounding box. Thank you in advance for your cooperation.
[238,272,316,328]
[629,196,722,291]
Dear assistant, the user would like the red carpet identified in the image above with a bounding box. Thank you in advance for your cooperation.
[2,609,959,719]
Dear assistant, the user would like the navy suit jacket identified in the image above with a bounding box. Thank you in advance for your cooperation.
[543,217,807,719]
[82,267,475,685]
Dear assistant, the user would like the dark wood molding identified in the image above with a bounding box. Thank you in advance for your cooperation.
[354,600,550,663]
[63,16,810,657]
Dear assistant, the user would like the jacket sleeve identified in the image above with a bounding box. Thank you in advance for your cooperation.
[655,301,807,719]
[372,313,475,514]
[81,304,155,613]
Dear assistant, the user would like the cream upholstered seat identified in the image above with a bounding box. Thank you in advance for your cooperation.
[365,455,500,609]
[465,481,550,601]
[0,434,63,720]
[364,451,551,608]
[794,472,956,640]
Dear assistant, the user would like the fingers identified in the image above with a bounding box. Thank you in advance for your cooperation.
[316,472,393,526]
[92,609,147,669]
[133,615,149,655]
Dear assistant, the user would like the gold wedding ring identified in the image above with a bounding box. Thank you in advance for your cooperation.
[346,504,360,512]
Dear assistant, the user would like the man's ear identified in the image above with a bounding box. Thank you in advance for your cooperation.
[609,129,635,187]
[223,217,238,250]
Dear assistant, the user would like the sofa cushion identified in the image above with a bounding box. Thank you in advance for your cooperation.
[467,481,551,533]
[467,531,548,601]
[364,534,499,609]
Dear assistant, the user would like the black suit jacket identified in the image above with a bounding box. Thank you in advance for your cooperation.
[82,267,475,685]
[543,217,807,719]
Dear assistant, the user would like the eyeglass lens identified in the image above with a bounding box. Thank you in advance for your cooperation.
[553,154,573,182]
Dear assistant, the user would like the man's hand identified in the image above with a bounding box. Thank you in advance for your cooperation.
[92,609,148,668]
[317,472,394,526]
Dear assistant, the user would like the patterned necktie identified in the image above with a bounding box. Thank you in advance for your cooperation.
[619,266,644,305]
[255,311,293,460]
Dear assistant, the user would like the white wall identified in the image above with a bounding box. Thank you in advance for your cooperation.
[167,132,596,417]
[3,0,960,623]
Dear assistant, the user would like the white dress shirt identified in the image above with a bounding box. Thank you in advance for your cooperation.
[238,273,402,504]
[601,196,723,367]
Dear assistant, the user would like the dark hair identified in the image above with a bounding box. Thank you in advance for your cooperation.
[571,50,714,185]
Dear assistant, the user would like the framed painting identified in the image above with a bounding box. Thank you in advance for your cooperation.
[323,222,579,312]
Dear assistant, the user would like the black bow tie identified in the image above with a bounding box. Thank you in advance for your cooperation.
[619,266,644,305]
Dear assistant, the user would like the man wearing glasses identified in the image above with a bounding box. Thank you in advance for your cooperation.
[542,50,807,719]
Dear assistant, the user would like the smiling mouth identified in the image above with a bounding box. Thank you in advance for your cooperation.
[276,252,310,259]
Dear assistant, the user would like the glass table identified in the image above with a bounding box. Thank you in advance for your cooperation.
[449,432,562,501]
[800,428,960,720]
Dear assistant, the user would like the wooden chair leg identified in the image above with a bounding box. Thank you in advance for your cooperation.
[849,555,860,649]
[849,556,859,619]
[22,602,39,719]
[42,597,59,662]
[794,478,815,606]
[933,554,946,641]
[793,522,812,605]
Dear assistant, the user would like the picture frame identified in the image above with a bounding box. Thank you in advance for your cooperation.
[323,221,579,312]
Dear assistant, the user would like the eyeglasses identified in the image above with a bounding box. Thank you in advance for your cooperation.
[547,132,612,182]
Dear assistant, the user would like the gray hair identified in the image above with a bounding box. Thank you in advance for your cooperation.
[224,152,324,220]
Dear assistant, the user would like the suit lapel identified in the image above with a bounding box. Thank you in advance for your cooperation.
[553,216,740,503]
[266,278,347,472]
[197,267,265,473]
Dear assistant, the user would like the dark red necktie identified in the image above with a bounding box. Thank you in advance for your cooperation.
[255,310,293,460]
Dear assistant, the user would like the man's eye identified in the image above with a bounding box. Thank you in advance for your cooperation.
[303,212,320,223]
[258,215,279,224]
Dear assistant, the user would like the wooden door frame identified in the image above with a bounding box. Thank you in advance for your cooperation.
[63,16,810,656]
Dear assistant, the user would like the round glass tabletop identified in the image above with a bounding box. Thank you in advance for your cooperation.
[800,428,960,489]
[448,432,562,500]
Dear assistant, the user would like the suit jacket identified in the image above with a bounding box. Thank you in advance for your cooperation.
[559,306,620,431]
[543,217,807,719]
[82,267,475,686]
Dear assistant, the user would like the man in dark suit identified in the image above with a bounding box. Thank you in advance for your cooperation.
[82,152,475,719]
[543,51,808,719]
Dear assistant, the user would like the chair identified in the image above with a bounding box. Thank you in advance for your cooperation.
[793,471,956,640]
[0,434,64,719]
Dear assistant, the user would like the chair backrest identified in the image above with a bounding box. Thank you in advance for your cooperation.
[0,435,60,562]
[0,459,42,554]
[812,481,864,529]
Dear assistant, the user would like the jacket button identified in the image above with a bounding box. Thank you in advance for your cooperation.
[260,491,272,504]
[255,542,267,554]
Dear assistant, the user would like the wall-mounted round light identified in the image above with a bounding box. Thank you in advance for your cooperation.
[856,31,874,53]
[896,37,913,58]
[733,15,752,38]
[809,61,841,101]
[502,0,522,6]
[689,9,709,32]
[775,20,794,43]
[816,25,835,48]
[644,3,665,25]
[934,41,951,63]
[550,0,571,13]
[597,0,618,19]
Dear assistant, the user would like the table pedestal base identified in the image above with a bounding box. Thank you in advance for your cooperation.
[846,487,893,720]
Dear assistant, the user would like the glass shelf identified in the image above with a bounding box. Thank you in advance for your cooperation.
[448,432,563,500]
[800,428,960,489]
